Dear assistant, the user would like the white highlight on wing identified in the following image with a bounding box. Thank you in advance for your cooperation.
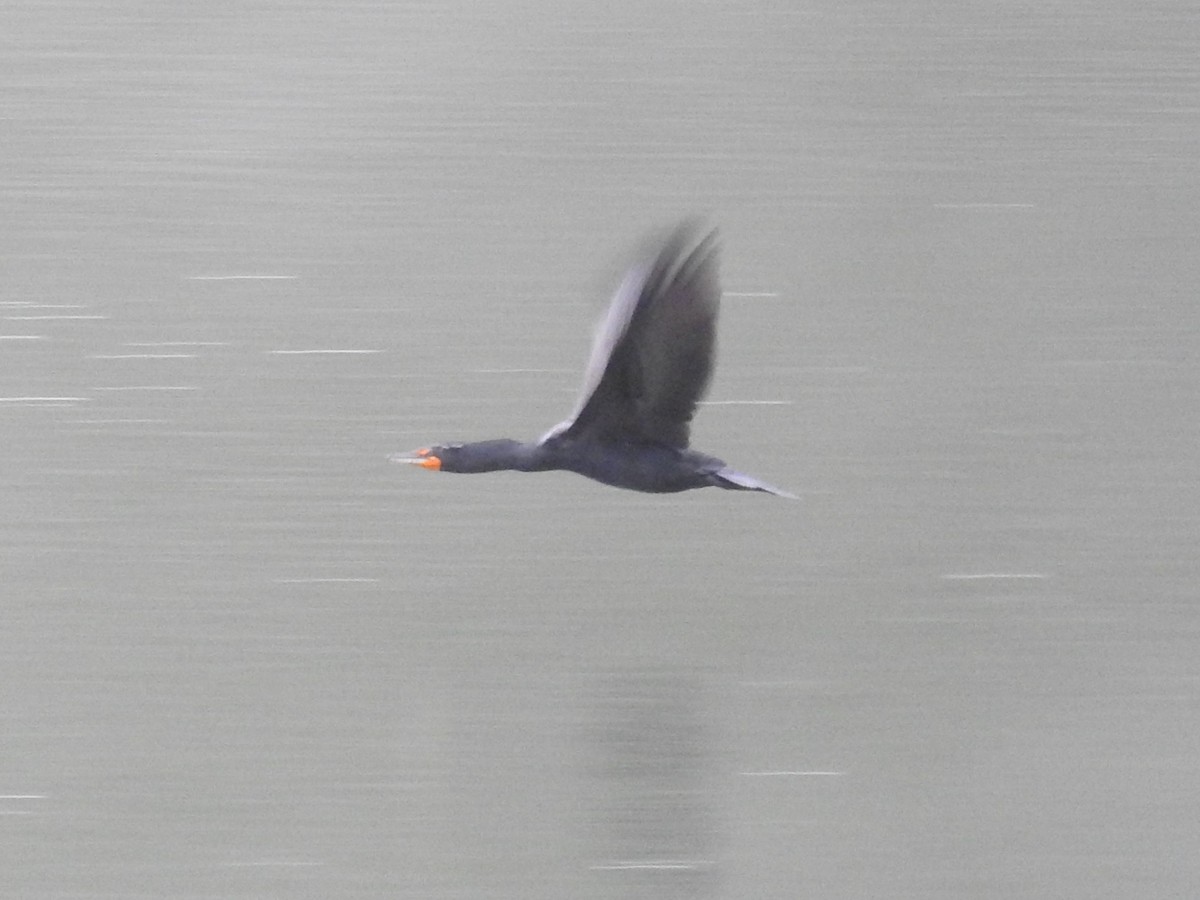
[538,263,650,444]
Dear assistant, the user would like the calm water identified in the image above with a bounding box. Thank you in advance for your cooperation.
[4,2,1199,897]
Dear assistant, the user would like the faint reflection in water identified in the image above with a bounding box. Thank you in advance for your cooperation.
[584,671,719,900]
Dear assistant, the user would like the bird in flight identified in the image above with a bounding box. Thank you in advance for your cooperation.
[392,220,793,497]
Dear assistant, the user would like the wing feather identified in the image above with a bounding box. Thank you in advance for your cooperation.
[542,220,719,448]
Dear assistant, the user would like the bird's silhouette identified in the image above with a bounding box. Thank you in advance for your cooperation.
[392,220,793,497]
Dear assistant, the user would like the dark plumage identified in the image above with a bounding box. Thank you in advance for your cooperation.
[392,220,793,497]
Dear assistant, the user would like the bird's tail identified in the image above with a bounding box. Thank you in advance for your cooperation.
[711,468,797,499]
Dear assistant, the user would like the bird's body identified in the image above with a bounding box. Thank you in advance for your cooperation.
[549,440,726,494]
[393,220,793,498]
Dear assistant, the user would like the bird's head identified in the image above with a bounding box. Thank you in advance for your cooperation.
[391,439,531,474]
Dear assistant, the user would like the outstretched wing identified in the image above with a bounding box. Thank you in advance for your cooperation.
[541,221,720,449]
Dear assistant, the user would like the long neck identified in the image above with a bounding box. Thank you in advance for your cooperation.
[450,439,547,473]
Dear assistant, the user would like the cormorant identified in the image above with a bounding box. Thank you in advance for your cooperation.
[392,220,793,497]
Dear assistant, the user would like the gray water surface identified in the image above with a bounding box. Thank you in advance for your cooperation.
[4,2,1200,898]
